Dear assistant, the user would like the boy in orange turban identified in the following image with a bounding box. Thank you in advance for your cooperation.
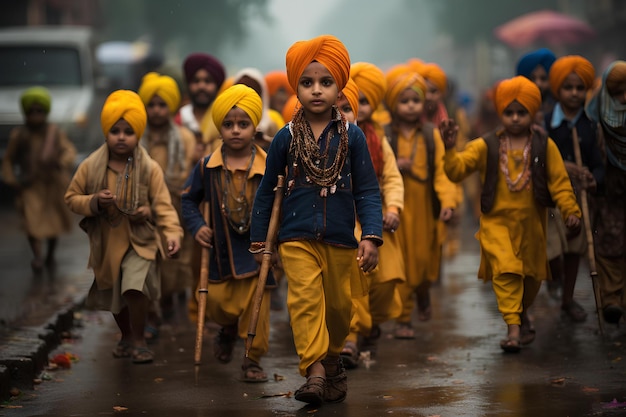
[441,76,581,352]
[250,35,383,406]
[545,56,603,322]
[65,90,182,364]
[182,84,273,383]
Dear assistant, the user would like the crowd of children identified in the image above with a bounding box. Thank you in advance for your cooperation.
[3,32,625,408]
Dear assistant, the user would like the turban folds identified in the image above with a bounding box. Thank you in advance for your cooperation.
[183,53,226,88]
[286,35,351,93]
[211,84,263,129]
[350,62,386,109]
[21,86,51,114]
[494,76,542,116]
[420,63,447,94]
[138,72,181,114]
[549,55,595,98]
[384,72,426,113]
[264,70,295,96]
[101,90,147,139]
[385,64,410,88]
[340,78,360,117]
[516,48,556,78]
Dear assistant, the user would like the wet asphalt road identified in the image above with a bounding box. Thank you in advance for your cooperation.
[2,207,626,417]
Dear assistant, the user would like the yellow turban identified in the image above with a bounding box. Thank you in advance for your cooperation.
[286,34,351,93]
[212,84,263,128]
[21,86,51,114]
[101,90,147,138]
[350,62,386,109]
[406,58,425,75]
[549,56,595,98]
[494,76,541,117]
[340,77,360,117]
[384,72,426,113]
[419,63,447,94]
[137,72,181,114]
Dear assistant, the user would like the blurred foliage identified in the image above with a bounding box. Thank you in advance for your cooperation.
[101,0,270,54]
[423,0,560,44]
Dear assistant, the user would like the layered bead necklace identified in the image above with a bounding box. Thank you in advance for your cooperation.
[499,134,532,192]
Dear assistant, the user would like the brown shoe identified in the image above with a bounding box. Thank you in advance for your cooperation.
[294,375,326,405]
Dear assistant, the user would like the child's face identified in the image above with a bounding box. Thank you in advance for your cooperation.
[424,80,443,117]
[395,88,424,124]
[25,103,48,127]
[188,69,219,108]
[558,72,586,113]
[530,66,550,98]
[106,119,138,159]
[501,101,532,137]
[608,80,626,105]
[357,93,373,124]
[336,93,356,123]
[297,62,338,118]
[146,94,170,128]
[220,107,255,153]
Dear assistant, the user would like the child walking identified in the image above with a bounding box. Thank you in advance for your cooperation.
[2,86,76,271]
[181,84,273,383]
[65,90,182,364]
[250,35,383,406]
[441,76,581,352]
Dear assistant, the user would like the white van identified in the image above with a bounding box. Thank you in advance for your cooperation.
[0,26,106,162]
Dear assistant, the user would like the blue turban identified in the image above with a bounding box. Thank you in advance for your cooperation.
[515,48,557,78]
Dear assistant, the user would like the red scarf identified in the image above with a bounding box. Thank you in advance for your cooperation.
[361,121,384,178]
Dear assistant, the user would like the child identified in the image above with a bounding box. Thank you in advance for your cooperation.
[250,35,383,406]
[384,70,456,337]
[181,84,273,383]
[441,76,581,352]
[516,48,558,125]
[65,90,182,364]
[339,63,405,366]
[138,72,199,336]
[545,56,603,322]
[2,86,76,271]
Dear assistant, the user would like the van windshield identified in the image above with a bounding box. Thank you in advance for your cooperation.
[0,46,82,87]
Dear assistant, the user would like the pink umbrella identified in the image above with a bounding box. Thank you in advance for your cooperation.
[494,10,595,48]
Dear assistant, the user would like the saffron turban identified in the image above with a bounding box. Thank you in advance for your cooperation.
[21,86,51,114]
[281,94,300,123]
[264,70,294,96]
[406,58,425,75]
[516,48,557,78]
[385,64,410,88]
[341,77,360,117]
[101,90,147,139]
[605,61,626,96]
[138,72,181,114]
[494,76,542,117]
[420,63,447,94]
[350,62,386,109]
[286,35,351,93]
[549,56,595,99]
[384,72,426,113]
[211,84,263,129]
[183,53,226,88]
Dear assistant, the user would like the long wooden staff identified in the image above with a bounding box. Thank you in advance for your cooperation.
[245,175,285,358]
[571,128,605,336]
[194,201,211,374]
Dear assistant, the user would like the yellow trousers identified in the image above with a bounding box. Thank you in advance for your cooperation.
[279,241,355,376]
[492,273,541,325]
[347,281,401,343]
[205,278,270,364]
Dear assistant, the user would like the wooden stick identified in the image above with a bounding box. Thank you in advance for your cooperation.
[245,175,285,357]
[571,128,605,336]
[194,201,211,367]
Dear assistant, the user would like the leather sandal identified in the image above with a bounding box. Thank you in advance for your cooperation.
[294,375,326,405]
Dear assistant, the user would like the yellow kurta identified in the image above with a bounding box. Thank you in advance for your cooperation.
[443,137,581,282]
[2,124,76,239]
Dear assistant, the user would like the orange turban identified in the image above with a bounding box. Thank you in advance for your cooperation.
[264,70,294,96]
[286,35,351,93]
[406,58,425,74]
[419,63,447,94]
[101,90,147,138]
[340,77,360,117]
[281,94,300,123]
[549,55,595,98]
[385,64,410,88]
[212,84,263,129]
[494,76,541,116]
[384,72,426,113]
[137,72,181,114]
[350,62,386,109]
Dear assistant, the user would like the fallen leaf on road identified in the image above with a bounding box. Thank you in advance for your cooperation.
[452,379,464,384]
[273,373,284,381]
[427,356,438,361]
[0,405,23,409]
[550,377,566,386]
[113,406,128,412]
[154,378,164,383]
[258,392,293,398]
[582,386,599,393]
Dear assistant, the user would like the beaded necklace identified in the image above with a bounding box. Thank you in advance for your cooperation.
[220,146,256,234]
[499,134,532,192]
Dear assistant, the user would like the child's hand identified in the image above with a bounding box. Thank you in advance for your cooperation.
[439,119,458,150]
[357,240,379,274]
[166,238,180,257]
[439,207,454,222]
[127,205,151,224]
[97,189,115,209]
[397,157,412,172]
[565,215,581,234]
[194,225,213,249]
[383,211,400,233]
